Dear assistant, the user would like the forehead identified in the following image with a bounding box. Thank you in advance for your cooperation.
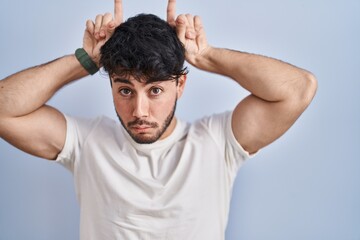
[111,75,176,87]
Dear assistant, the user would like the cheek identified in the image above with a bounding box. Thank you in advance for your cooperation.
[113,97,131,118]
[150,98,175,116]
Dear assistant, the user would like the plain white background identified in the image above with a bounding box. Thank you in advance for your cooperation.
[0,0,359,239]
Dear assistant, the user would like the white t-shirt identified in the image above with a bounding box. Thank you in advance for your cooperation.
[56,111,251,240]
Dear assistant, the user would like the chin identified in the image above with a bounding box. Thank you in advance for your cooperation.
[130,132,162,144]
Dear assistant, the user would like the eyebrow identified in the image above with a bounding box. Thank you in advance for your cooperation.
[112,77,174,86]
[113,78,134,85]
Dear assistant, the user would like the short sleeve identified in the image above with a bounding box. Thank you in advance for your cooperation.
[201,111,255,177]
[55,115,102,172]
[224,111,255,175]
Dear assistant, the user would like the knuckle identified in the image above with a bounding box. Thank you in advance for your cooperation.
[177,14,186,21]
[104,12,112,18]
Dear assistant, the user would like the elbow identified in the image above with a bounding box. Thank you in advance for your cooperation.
[293,71,318,109]
[0,119,5,139]
[303,71,318,105]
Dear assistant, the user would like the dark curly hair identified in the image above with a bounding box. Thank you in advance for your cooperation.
[100,14,188,83]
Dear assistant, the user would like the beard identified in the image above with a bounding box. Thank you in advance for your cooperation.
[116,99,177,144]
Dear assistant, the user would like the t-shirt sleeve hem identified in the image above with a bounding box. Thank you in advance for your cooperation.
[55,114,75,167]
[227,111,257,160]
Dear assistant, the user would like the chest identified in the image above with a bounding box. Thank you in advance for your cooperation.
[74,131,232,239]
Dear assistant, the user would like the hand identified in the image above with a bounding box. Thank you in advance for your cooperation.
[167,0,210,66]
[83,0,123,66]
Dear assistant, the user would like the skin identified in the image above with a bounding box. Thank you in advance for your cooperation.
[111,75,186,144]
[0,0,317,160]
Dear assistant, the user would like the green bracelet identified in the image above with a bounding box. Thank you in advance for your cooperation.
[75,48,99,75]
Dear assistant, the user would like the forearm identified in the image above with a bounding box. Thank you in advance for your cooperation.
[194,47,315,102]
[0,54,88,118]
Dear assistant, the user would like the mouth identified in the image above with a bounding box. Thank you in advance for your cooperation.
[131,125,153,133]
[128,119,158,130]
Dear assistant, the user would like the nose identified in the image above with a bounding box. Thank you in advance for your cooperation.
[132,95,149,118]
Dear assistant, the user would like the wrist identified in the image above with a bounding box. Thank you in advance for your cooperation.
[75,48,99,75]
[189,46,216,71]
[64,55,91,81]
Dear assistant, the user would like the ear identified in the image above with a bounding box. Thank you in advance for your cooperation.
[176,74,187,99]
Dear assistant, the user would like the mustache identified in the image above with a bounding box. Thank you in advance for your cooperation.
[128,119,158,128]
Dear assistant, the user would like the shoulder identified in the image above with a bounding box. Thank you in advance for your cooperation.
[64,114,120,140]
[191,111,232,133]
[65,114,116,128]
[184,111,232,146]
[190,111,251,156]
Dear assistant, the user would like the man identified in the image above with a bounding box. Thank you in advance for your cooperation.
[0,0,317,239]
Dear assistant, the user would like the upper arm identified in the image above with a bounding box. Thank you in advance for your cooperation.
[0,105,67,160]
[232,93,314,154]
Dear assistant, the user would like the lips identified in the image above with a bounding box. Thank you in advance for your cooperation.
[131,125,153,132]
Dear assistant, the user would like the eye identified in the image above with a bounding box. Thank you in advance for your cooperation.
[149,87,163,96]
[119,88,133,96]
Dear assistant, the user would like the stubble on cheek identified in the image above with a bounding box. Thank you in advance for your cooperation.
[115,99,177,144]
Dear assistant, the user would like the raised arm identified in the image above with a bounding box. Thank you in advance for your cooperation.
[167,0,317,154]
[0,57,87,160]
[0,0,123,160]
[197,48,317,154]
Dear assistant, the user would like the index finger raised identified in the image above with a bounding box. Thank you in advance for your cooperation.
[114,0,123,26]
[167,0,176,27]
